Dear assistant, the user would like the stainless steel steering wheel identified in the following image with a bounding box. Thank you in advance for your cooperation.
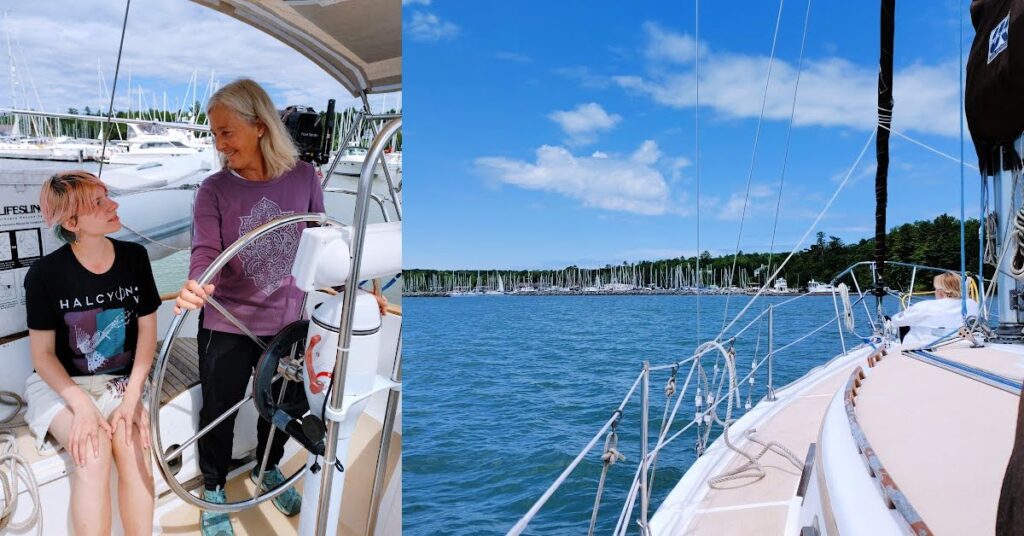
[150,212,345,513]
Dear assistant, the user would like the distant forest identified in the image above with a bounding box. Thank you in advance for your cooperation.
[404,214,991,293]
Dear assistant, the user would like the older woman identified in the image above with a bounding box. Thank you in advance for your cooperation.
[174,78,323,536]
[890,271,979,349]
[24,171,159,535]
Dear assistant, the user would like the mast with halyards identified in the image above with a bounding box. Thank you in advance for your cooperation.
[965,0,1024,340]
[873,0,895,321]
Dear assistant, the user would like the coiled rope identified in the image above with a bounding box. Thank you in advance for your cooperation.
[705,344,802,488]
[0,392,40,535]
[1011,206,1024,279]
[837,283,855,332]
[985,212,999,267]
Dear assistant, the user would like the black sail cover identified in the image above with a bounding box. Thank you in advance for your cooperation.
[966,0,1024,175]
[986,2,1024,534]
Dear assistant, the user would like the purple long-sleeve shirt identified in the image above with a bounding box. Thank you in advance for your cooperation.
[189,161,325,336]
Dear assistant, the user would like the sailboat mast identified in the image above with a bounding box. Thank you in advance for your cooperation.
[873,0,895,312]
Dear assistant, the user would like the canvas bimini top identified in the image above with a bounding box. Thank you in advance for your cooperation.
[190,0,402,96]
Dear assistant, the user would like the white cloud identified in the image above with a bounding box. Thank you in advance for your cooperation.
[669,156,692,180]
[642,22,707,64]
[631,140,661,165]
[475,141,682,216]
[718,184,777,221]
[408,11,459,42]
[548,103,622,145]
[615,25,961,138]
[0,2,388,114]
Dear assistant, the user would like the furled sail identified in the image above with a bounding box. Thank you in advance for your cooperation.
[966,0,1024,175]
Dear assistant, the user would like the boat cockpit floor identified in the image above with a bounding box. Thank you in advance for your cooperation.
[854,342,1020,535]
[156,411,401,535]
[159,337,201,404]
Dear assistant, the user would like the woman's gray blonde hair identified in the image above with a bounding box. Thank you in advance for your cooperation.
[207,78,298,179]
[934,271,963,298]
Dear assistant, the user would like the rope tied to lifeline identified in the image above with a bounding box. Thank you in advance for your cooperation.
[587,410,626,536]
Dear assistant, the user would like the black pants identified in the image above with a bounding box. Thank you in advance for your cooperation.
[197,326,302,490]
[998,388,1024,535]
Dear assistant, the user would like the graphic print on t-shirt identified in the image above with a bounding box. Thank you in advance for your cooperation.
[64,307,131,374]
[237,197,299,295]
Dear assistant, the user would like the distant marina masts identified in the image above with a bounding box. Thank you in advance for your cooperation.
[404,261,804,296]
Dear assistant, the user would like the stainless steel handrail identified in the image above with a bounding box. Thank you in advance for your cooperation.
[314,117,402,536]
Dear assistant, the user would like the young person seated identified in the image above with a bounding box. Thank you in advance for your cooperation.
[23,171,159,536]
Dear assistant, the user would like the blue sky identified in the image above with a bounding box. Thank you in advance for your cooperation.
[2,2,400,121]
[404,1,978,270]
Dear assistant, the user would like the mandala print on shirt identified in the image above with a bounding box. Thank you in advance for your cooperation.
[238,197,300,295]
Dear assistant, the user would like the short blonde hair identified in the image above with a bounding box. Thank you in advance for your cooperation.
[39,171,108,243]
[934,272,963,298]
[207,78,298,179]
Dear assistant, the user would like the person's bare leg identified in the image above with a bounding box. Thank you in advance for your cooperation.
[112,423,154,536]
[49,408,113,536]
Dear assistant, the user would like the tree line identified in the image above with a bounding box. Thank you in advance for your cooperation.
[404,214,991,293]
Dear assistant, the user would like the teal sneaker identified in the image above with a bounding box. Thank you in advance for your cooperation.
[200,487,234,536]
[251,465,302,516]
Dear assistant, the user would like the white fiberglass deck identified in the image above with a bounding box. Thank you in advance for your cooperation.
[852,342,1021,535]
[650,346,873,535]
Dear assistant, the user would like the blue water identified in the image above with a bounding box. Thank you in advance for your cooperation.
[404,293,893,535]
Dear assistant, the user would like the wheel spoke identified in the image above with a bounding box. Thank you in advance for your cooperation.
[165,393,253,462]
[254,343,300,499]
[206,296,268,351]
[164,372,285,462]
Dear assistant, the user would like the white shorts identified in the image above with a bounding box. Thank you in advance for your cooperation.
[23,372,130,455]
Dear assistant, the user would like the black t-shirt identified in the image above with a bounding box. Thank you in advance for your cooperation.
[24,239,161,377]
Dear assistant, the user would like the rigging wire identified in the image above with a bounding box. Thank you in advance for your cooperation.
[694,0,702,347]
[713,130,877,346]
[723,0,788,332]
[97,0,132,178]
[767,0,814,277]
[959,1,968,319]
[878,122,979,171]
